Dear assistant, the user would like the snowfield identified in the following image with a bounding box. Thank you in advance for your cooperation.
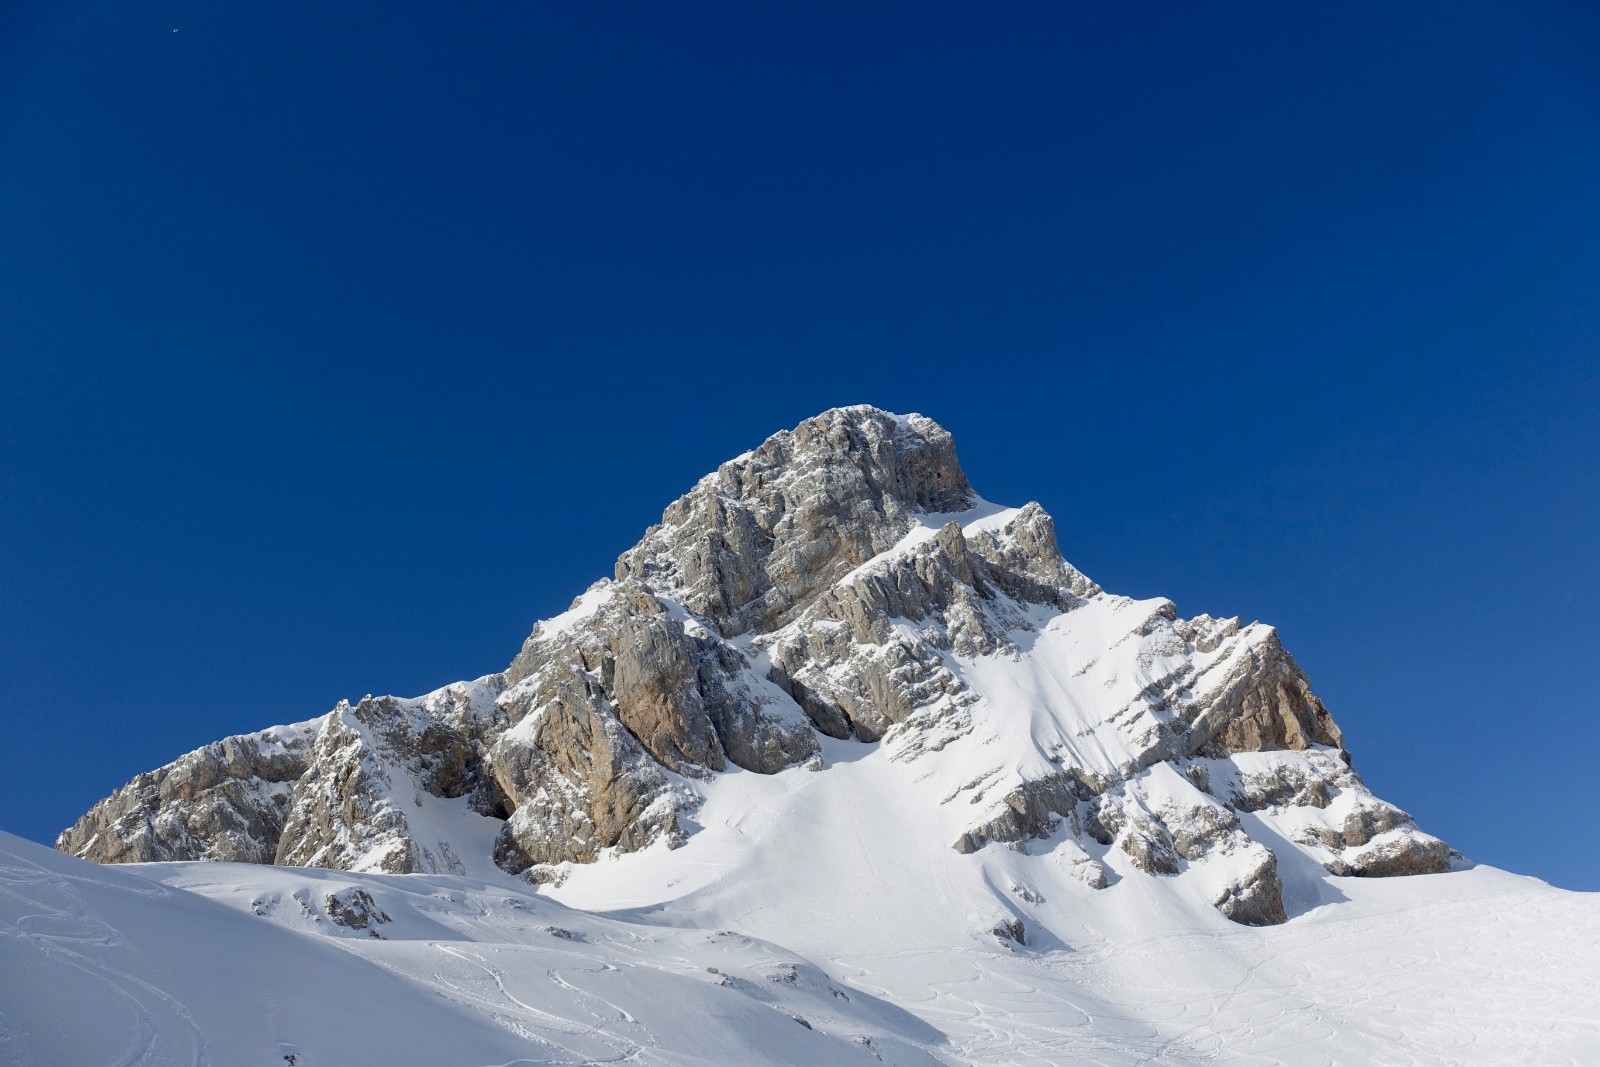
[5,772,1598,1066]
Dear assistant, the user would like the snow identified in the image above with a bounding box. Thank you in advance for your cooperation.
[538,735,1600,1064]
[531,582,615,640]
[7,781,1598,1066]
[244,716,324,754]
[0,830,942,1066]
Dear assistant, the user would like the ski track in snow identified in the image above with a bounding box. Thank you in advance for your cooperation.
[0,848,211,1067]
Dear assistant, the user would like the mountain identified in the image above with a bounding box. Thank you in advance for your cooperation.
[59,407,1450,926]
[28,405,1598,1064]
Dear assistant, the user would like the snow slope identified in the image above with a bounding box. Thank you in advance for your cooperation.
[0,830,941,1066]
[542,734,1600,1065]
[5,811,1598,1066]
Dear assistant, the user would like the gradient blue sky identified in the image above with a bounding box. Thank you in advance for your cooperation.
[2,3,1597,889]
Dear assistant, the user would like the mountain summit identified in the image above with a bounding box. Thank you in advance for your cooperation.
[61,406,1452,926]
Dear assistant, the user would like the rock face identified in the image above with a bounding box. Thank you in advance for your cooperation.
[59,406,1454,923]
[57,722,317,865]
[615,410,976,637]
[272,679,509,874]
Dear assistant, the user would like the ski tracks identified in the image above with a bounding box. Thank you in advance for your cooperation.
[427,942,650,1064]
[0,852,210,1067]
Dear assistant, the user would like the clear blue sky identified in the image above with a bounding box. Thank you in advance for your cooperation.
[3,3,1597,889]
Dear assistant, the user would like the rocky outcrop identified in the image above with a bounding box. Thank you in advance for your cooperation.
[952,774,1086,856]
[491,578,818,871]
[60,679,509,875]
[615,409,976,637]
[1213,850,1289,926]
[1212,750,1452,880]
[324,887,390,930]
[56,721,316,865]
[1326,831,1453,877]
[59,405,1455,925]
[270,678,509,874]
[491,641,680,872]
[762,508,1099,745]
[1190,632,1345,757]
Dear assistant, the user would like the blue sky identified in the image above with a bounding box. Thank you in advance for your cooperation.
[2,3,1597,888]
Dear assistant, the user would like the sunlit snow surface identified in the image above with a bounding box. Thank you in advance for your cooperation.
[5,799,1599,1065]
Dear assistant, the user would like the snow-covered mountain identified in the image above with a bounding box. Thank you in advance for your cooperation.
[59,407,1448,920]
[20,405,1598,1064]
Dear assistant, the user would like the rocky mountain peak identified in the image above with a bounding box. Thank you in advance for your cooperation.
[613,405,975,638]
[59,407,1454,925]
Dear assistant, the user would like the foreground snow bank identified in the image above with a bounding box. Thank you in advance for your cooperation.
[0,830,941,1066]
[5,822,1599,1065]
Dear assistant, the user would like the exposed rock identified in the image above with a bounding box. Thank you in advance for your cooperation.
[274,678,506,874]
[1169,804,1243,862]
[1213,850,1288,926]
[57,721,317,864]
[324,887,390,930]
[951,774,1083,855]
[274,704,420,873]
[1212,751,1450,879]
[1228,760,1331,812]
[607,599,727,774]
[1117,818,1182,876]
[1325,830,1453,878]
[1190,633,1345,758]
[491,660,677,868]
[760,504,1097,749]
[1073,858,1110,890]
[991,917,1027,946]
[614,407,976,637]
[494,578,817,866]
